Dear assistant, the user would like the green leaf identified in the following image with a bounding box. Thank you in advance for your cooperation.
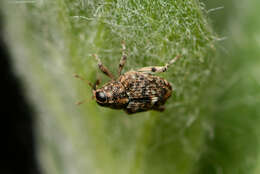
[1,0,217,174]
[194,0,260,173]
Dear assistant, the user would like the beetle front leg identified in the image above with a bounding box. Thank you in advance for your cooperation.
[93,54,115,79]
[137,55,180,73]
[118,41,127,76]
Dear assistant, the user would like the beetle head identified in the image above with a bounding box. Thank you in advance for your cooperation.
[93,81,129,109]
[74,74,128,108]
[93,90,108,104]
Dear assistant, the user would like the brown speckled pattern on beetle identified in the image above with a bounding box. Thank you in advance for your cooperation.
[119,71,172,114]
[95,71,172,114]
[76,42,179,114]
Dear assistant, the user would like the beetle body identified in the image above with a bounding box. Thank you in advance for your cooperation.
[76,42,179,114]
[95,71,172,114]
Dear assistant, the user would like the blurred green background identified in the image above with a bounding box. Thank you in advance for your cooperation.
[1,0,260,174]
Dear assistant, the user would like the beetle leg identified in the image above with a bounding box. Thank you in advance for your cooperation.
[93,54,115,79]
[118,41,127,76]
[153,106,165,112]
[137,55,180,73]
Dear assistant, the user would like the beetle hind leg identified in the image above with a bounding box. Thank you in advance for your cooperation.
[137,55,180,73]
[118,41,127,76]
[153,106,165,112]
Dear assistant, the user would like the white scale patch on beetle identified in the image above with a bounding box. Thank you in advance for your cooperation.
[75,41,180,114]
[151,97,159,104]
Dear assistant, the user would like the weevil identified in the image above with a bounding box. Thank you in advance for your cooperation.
[75,42,180,114]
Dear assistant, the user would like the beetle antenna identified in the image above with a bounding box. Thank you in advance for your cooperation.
[76,99,87,105]
[74,74,93,88]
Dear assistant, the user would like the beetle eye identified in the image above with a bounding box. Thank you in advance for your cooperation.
[96,92,107,102]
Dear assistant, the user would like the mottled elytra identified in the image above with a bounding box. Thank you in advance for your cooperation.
[75,42,180,114]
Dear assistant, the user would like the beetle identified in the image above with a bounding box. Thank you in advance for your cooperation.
[75,42,180,114]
